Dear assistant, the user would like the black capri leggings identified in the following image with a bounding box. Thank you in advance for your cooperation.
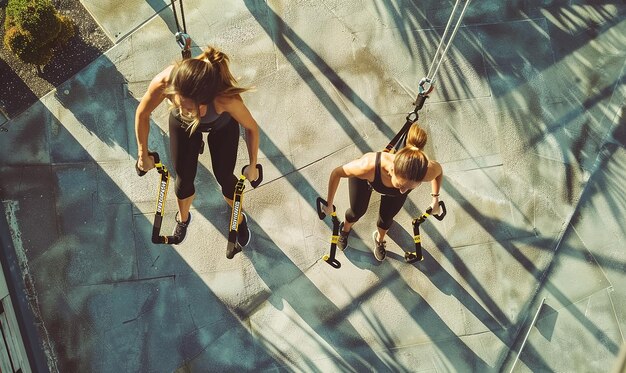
[168,113,239,199]
[344,177,408,230]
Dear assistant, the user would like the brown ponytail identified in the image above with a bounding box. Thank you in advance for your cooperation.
[393,124,429,181]
[164,45,249,133]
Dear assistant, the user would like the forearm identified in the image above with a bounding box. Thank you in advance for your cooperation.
[430,171,443,205]
[135,112,151,157]
[326,168,342,206]
[244,127,259,166]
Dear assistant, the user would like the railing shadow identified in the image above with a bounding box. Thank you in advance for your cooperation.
[0,99,283,372]
[245,214,492,371]
[443,181,623,359]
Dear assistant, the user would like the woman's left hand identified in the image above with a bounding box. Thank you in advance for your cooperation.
[243,164,259,183]
[430,199,441,215]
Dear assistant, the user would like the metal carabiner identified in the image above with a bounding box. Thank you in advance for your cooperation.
[175,32,191,51]
[418,78,434,96]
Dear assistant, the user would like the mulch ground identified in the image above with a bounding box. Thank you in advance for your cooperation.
[0,0,112,119]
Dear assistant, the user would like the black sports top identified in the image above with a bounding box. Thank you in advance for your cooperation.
[368,152,407,197]
[168,67,232,132]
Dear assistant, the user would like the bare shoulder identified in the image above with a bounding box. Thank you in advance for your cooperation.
[215,94,243,109]
[423,159,442,181]
[360,152,377,166]
[147,65,175,96]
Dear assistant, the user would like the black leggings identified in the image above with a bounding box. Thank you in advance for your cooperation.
[168,113,239,199]
[345,177,408,230]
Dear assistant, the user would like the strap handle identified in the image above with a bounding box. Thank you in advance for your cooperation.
[316,197,336,220]
[241,164,264,188]
[135,151,160,176]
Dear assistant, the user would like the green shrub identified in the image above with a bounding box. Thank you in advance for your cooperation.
[3,0,76,69]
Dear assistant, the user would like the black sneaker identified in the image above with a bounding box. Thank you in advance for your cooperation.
[337,222,349,251]
[226,243,242,259]
[237,213,251,247]
[172,211,192,245]
[372,230,386,261]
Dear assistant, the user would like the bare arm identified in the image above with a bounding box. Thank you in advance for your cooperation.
[427,160,443,213]
[222,95,260,180]
[325,154,373,212]
[134,67,171,171]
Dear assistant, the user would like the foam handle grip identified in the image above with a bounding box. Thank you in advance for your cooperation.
[136,152,160,177]
[242,164,264,188]
[316,197,336,220]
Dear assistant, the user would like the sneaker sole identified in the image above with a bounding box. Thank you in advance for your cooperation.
[238,225,251,247]
[237,213,251,247]
[226,243,242,259]
[338,222,347,251]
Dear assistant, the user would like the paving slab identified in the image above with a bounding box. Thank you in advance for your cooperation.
[1,0,625,372]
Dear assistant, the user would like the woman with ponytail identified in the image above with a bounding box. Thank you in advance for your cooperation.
[323,124,443,261]
[135,46,260,254]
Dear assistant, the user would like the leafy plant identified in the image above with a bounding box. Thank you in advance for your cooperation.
[3,0,75,71]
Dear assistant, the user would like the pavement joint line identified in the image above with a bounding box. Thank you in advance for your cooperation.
[72,274,176,287]
[547,286,619,316]
[111,4,173,46]
[437,233,540,252]
[606,287,626,343]
[567,222,616,289]
[247,143,354,191]
[446,163,504,172]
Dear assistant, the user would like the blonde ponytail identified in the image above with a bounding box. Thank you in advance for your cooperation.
[393,124,429,181]
[164,45,249,134]
[406,123,427,149]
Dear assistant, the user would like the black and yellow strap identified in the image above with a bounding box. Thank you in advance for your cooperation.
[136,152,174,244]
[225,164,264,259]
[226,175,246,258]
[316,197,341,269]
[404,201,447,263]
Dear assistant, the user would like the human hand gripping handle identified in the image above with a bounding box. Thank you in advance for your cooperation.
[316,197,341,269]
[427,200,447,220]
[316,197,335,220]
[136,152,158,176]
[241,164,263,188]
[405,200,447,263]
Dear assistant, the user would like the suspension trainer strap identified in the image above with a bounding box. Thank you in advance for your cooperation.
[385,0,471,152]
[425,0,472,84]
[225,164,264,259]
[316,197,341,269]
[226,175,246,258]
[405,201,447,263]
[151,158,171,244]
[171,0,191,59]
[135,152,174,244]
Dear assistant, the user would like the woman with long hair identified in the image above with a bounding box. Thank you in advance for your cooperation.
[323,124,442,261]
[135,46,260,258]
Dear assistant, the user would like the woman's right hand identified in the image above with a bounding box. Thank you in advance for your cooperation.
[322,202,335,217]
[137,153,156,173]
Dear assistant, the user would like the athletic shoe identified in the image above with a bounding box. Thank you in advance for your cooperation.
[372,230,386,261]
[237,213,251,247]
[226,243,242,259]
[172,211,192,244]
[337,222,349,251]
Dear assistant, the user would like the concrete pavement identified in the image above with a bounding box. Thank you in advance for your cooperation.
[0,0,625,371]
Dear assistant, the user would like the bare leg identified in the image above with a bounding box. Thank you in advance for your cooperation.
[177,193,195,222]
[376,226,388,242]
[342,220,355,232]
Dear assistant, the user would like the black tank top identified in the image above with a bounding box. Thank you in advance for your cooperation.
[368,152,406,197]
[168,68,232,133]
[196,102,231,132]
